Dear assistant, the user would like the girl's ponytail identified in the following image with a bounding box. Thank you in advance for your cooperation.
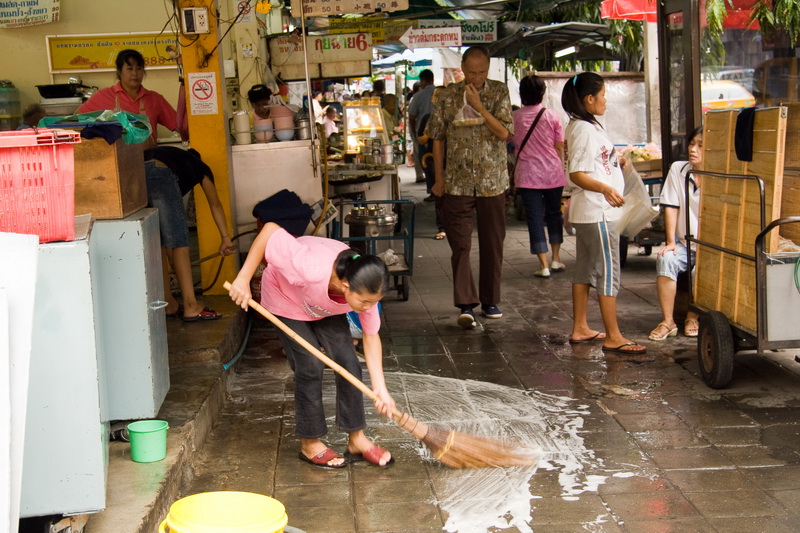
[561,72,604,127]
[333,249,389,295]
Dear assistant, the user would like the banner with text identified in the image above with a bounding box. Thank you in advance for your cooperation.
[418,19,497,44]
[0,0,60,29]
[269,33,373,80]
[291,0,408,17]
[328,17,410,46]
[46,33,179,73]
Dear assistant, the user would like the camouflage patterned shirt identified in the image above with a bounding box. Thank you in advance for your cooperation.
[426,78,513,197]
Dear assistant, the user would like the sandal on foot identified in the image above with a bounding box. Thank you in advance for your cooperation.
[649,322,678,341]
[344,445,395,468]
[602,342,647,355]
[181,307,222,322]
[684,318,700,337]
[434,232,446,240]
[568,332,606,345]
[299,448,346,469]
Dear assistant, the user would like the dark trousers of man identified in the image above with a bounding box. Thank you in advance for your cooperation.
[442,193,506,308]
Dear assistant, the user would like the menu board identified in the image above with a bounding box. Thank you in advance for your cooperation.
[291,0,408,17]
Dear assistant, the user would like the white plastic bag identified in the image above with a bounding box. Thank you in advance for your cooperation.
[615,164,659,238]
[453,91,485,127]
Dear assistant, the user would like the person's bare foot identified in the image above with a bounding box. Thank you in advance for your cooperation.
[300,439,345,467]
[347,432,392,466]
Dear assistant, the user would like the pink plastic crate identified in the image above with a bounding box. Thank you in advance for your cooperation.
[0,129,81,243]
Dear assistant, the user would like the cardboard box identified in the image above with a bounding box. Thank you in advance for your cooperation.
[73,137,147,219]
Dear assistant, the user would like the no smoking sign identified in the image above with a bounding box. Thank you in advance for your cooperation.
[188,72,219,115]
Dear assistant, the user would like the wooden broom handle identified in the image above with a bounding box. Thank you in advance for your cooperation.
[223,282,402,419]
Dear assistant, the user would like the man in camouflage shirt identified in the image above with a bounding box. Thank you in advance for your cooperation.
[427,46,514,329]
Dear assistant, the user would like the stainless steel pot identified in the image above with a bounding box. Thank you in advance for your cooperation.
[296,118,311,140]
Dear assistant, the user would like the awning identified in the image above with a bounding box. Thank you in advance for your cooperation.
[487,22,618,62]
[600,0,657,23]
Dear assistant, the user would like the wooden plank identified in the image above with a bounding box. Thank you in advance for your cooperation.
[785,103,800,167]
[695,107,787,331]
[781,169,800,243]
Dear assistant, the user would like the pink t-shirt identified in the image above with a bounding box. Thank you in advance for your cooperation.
[77,82,178,143]
[512,105,566,190]
[261,229,381,335]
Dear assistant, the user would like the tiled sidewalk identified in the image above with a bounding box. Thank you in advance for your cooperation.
[182,169,800,533]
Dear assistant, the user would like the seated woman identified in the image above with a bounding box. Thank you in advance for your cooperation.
[649,126,703,340]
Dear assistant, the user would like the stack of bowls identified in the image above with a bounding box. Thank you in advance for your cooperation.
[270,105,295,141]
[253,116,273,142]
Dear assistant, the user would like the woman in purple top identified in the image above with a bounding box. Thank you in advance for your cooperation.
[512,75,567,278]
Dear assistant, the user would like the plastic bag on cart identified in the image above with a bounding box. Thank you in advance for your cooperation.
[615,163,659,238]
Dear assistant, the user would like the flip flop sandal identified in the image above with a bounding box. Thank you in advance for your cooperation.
[649,322,678,341]
[602,342,647,355]
[434,232,446,240]
[344,445,395,468]
[568,332,606,345]
[165,304,183,319]
[684,319,700,337]
[298,447,347,469]
[181,307,223,322]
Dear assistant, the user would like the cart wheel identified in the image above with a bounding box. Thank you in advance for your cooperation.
[399,276,410,301]
[698,311,735,389]
[642,245,652,256]
[619,236,629,267]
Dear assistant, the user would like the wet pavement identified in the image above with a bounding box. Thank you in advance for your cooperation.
[90,167,800,533]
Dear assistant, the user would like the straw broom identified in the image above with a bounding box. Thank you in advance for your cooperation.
[223,282,538,469]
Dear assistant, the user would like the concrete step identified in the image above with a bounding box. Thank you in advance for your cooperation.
[84,296,247,533]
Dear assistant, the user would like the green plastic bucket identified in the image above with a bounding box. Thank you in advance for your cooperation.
[127,420,169,463]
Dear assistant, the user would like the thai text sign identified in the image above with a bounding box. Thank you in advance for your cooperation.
[0,0,60,28]
[418,19,497,43]
[46,33,179,73]
[328,16,411,45]
[291,0,408,17]
[269,33,373,65]
[399,26,462,50]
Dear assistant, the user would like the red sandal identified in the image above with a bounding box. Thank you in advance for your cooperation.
[181,307,222,322]
[345,445,395,467]
[298,448,346,469]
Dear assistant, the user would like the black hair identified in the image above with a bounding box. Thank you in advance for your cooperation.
[520,74,546,106]
[560,72,604,127]
[247,84,272,104]
[686,125,703,145]
[115,49,145,74]
[372,80,385,93]
[333,250,389,296]
[419,69,434,83]
[462,45,489,64]
[22,103,45,124]
[312,90,323,98]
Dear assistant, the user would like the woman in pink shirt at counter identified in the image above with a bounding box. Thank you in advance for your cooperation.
[77,49,177,147]
[227,222,395,469]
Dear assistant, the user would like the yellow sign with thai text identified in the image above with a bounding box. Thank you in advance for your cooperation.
[46,33,179,73]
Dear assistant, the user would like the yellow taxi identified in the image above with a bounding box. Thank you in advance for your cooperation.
[701,80,756,112]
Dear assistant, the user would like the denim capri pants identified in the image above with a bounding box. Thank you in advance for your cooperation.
[656,241,694,281]
[145,160,190,249]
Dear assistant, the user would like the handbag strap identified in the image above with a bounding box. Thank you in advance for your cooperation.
[517,107,546,157]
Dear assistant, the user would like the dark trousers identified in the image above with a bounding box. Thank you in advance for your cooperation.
[274,314,365,439]
[518,187,564,254]
[441,193,506,308]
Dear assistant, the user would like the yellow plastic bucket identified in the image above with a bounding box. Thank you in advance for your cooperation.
[158,491,288,533]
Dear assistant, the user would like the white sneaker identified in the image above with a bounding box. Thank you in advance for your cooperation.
[534,268,551,278]
[550,261,566,272]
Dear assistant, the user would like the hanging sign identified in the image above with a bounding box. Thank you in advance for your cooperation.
[418,19,497,44]
[291,0,408,17]
[188,72,219,116]
[399,26,462,50]
[269,33,373,80]
[0,0,60,29]
[328,17,411,46]
[46,33,179,73]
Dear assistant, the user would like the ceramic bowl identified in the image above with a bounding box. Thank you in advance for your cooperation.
[275,129,294,141]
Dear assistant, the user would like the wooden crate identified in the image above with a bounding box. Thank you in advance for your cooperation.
[694,107,787,332]
[782,169,800,244]
[73,137,147,219]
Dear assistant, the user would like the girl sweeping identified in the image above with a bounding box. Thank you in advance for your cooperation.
[227,222,395,468]
[561,72,647,355]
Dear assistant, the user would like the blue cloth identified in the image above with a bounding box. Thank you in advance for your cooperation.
[518,187,565,254]
[144,161,190,249]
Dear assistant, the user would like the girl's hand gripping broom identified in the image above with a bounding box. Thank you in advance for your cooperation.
[224,282,538,469]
